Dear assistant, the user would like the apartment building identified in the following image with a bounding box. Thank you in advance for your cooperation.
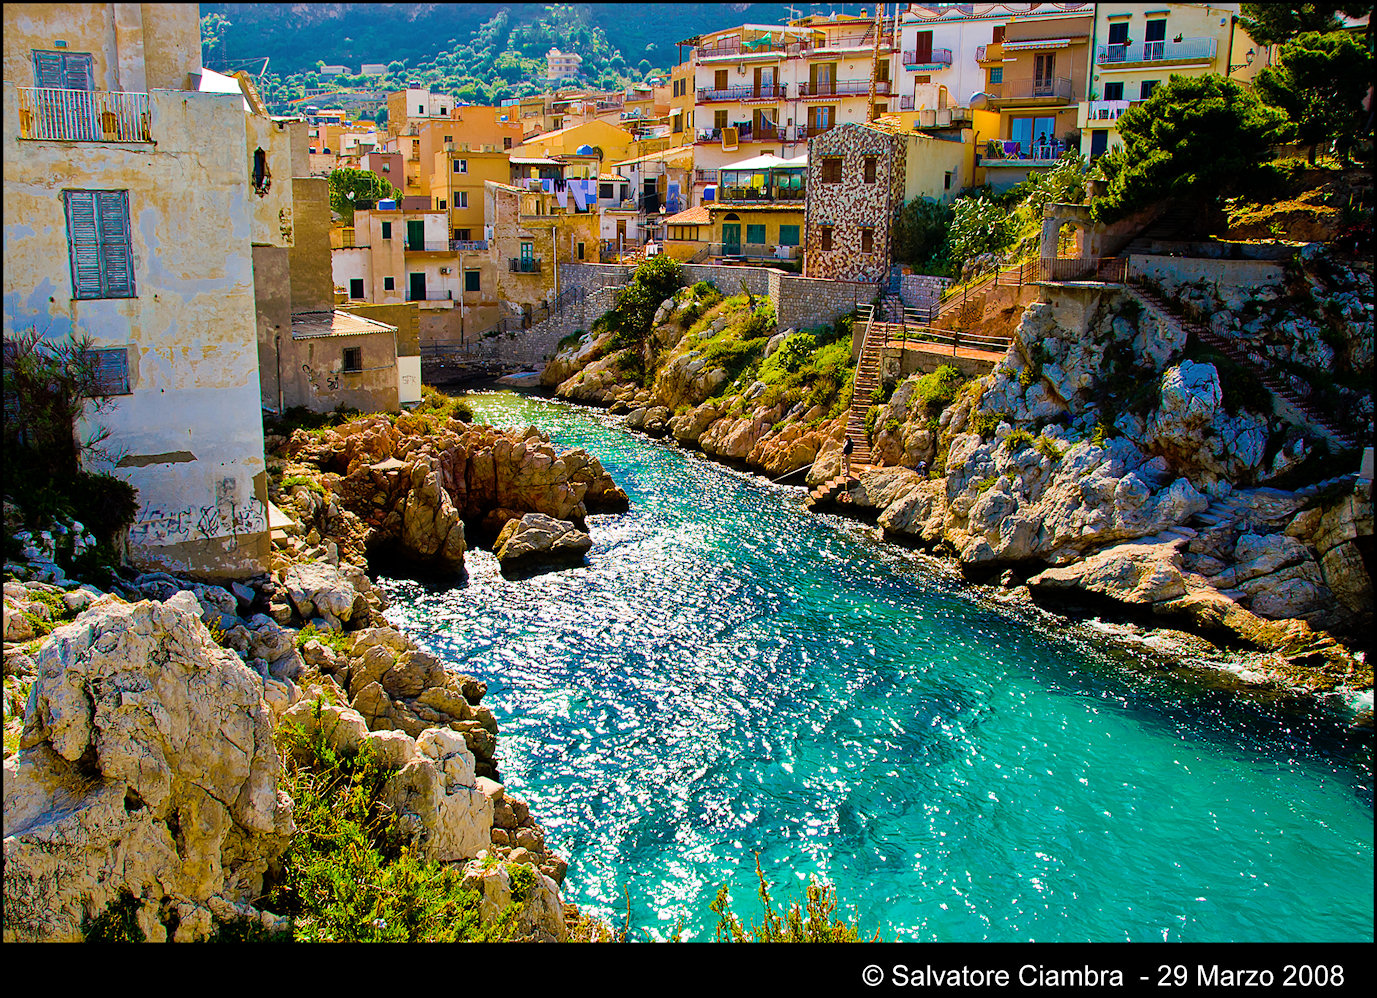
[896,3,1094,113]
[682,13,897,205]
[385,85,456,138]
[547,48,583,81]
[1079,3,1264,160]
[977,6,1094,190]
[4,2,285,578]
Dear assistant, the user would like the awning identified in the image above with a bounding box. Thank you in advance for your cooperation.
[720,152,808,171]
[1000,38,1074,51]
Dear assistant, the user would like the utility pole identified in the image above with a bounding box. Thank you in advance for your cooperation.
[866,3,885,122]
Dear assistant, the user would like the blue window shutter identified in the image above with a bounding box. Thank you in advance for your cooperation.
[65,191,104,299]
[33,51,64,87]
[96,191,135,297]
[85,348,131,396]
[62,52,93,91]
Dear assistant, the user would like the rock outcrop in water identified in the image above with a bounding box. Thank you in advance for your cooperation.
[278,415,626,575]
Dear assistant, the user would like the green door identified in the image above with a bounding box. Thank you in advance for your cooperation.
[406,219,425,251]
[409,272,426,301]
[723,223,741,255]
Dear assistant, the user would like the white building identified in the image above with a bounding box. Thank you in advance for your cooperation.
[547,48,584,81]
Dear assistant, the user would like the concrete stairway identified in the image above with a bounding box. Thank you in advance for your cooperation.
[843,315,884,467]
[1130,283,1358,451]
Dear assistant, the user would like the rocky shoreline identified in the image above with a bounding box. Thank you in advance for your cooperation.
[535,264,1374,702]
[2,412,631,942]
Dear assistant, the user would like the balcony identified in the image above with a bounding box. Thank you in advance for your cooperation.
[798,123,837,140]
[1097,37,1217,67]
[797,80,892,98]
[987,77,1074,105]
[1080,99,1132,126]
[804,32,891,58]
[450,239,489,252]
[695,125,789,145]
[508,258,543,274]
[405,239,450,253]
[695,84,787,103]
[715,184,805,205]
[902,48,953,67]
[694,169,719,184]
[16,88,151,142]
[696,37,787,61]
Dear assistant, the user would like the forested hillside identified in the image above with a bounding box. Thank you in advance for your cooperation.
[201,3,868,110]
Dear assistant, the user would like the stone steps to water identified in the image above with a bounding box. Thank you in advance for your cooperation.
[1130,284,1358,452]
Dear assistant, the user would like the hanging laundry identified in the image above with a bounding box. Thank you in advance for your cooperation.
[557,188,569,209]
[570,183,587,212]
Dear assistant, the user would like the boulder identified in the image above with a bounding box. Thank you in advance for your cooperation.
[493,514,592,570]
[3,597,294,942]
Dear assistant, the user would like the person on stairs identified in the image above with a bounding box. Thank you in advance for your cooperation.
[842,435,854,478]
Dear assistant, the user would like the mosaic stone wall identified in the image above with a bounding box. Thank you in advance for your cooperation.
[803,123,905,284]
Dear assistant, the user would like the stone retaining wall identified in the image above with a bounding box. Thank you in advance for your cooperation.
[1127,255,1287,290]
[899,273,953,310]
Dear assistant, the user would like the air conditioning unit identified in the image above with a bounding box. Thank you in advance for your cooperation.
[439,267,452,274]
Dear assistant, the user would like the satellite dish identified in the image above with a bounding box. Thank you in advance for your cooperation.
[968,92,989,110]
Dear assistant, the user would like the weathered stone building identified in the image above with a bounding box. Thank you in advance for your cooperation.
[3,2,294,578]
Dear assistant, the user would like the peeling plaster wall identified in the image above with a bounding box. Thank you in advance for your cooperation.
[252,244,291,410]
[245,113,296,248]
[283,331,400,414]
[288,177,333,312]
[3,84,269,578]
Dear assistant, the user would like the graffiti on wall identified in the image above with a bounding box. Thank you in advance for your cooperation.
[129,477,267,550]
[301,362,340,393]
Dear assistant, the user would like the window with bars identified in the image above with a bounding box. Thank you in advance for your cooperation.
[64,190,135,299]
[343,347,362,372]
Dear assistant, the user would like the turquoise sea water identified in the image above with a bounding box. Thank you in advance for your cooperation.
[377,391,1374,942]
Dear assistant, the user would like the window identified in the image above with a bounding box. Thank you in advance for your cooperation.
[465,270,480,292]
[779,225,800,246]
[349,278,364,298]
[381,162,391,172]
[1034,53,1055,88]
[820,225,834,251]
[944,171,953,190]
[992,25,1005,44]
[455,228,471,241]
[746,224,766,245]
[454,159,468,173]
[1140,80,1159,100]
[503,137,512,149]
[714,69,728,90]
[821,157,842,184]
[989,67,1003,85]
[600,183,615,200]
[32,50,92,90]
[863,157,877,183]
[64,190,135,299]
[343,347,362,372]
[458,191,468,208]
[672,115,682,134]
[861,228,874,253]
[82,348,131,396]
[577,241,585,260]
[384,276,395,291]
[437,198,446,210]
[382,221,392,239]
[714,109,728,129]
[913,30,933,62]
[1107,22,1129,46]
[1103,81,1124,101]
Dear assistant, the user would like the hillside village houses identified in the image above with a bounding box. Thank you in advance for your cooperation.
[3,2,1337,582]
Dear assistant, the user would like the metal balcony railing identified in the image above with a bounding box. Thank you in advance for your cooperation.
[694,169,719,184]
[988,77,1074,102]
[1097,37,1217,66]
[797,79,892,97]
[508,258,543,273]
[696,84,787,103]
[899,95,915,110]
[1084,99,1132,122]
[696,125,787,143]
[16,87,151,142]
[715,184,805,204]
[450,239,489,252]
[902,48,953,66]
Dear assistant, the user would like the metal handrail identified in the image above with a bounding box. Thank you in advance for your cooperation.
[16,87,151,142]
